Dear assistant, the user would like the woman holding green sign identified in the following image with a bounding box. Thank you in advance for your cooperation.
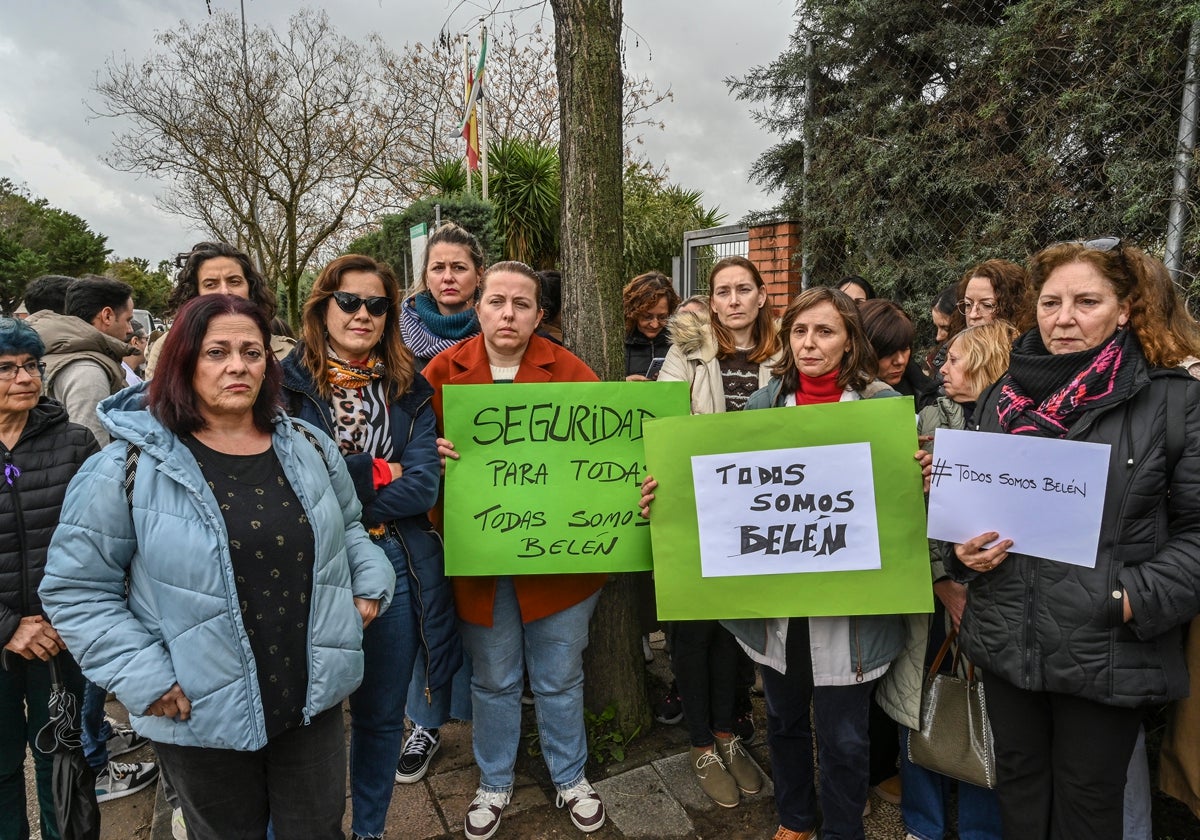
[950,239,1200,840]
[644,285,910,840]
[656,255,781,809]
[424,261,608,840]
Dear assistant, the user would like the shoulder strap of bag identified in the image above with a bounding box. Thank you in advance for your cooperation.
[123,421,327,512]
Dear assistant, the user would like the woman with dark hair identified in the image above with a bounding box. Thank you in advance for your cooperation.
[400,222,486,369]
[281,255,456,840]
[426,261,608,839]
[951,239,1200,839]
[145,241,293,377]
[0,317,99,840]
[858,299,936,409]
[623,271,681,381]
[656,255,780,808]
[40,295,394,840]
[644,286,912,840]
[837,275,877,305]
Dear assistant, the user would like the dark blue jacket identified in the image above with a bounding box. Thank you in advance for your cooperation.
[281,348,461,698]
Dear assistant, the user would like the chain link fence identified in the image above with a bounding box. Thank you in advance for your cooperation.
[736,1,1200,311]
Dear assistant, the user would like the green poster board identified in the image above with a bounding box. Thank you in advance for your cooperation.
[643,396,932,620]
[443,381,691,575]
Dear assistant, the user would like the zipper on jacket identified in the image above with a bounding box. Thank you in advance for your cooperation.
[398,391,436,703]
[852,617,864,682]
[4,450,31,617]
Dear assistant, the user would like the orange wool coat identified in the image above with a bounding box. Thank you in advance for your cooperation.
[422,333,608,626]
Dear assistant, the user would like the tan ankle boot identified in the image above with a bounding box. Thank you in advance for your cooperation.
[714,733,763,795]
[689,746,739,808]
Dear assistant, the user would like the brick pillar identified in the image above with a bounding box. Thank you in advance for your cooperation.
[748,221,803,314]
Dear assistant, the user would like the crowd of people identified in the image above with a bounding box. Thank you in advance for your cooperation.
[3,227,1200,840]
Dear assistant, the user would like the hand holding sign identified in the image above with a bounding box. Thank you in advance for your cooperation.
[954,531,1013,573]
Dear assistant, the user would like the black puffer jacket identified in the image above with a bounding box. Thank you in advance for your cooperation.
[953,348,1200,707]
[624,329,671,379]
[0,399,98,647]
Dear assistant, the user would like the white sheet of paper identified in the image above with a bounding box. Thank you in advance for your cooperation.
[691,442,881,578]
[926,429,1111,567]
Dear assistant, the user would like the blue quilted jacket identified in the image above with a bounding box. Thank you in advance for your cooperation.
[40,384,394,750]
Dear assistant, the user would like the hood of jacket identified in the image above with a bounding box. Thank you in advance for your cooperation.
[27,311,129,364]
[667,311,717,361]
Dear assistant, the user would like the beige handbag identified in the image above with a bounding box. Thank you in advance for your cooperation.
[907,629,997,789]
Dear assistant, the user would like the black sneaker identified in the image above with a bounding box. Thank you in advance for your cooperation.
[654,682,683,725]
[395,725,440,783]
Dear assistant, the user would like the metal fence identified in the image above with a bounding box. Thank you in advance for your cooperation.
[678,224,749,298]
[737,2,1200,306]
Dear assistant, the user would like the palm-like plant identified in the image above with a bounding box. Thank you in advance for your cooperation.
[488,137,560,268]
[414,158,468,197]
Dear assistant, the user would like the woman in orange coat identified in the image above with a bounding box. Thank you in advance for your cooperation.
[424,261,607,840]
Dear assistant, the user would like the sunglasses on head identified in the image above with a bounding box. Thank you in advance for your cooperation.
[1060,236,1133,280]
[331,291,391,317]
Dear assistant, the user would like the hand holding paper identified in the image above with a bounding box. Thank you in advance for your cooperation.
[955,531,1013,573]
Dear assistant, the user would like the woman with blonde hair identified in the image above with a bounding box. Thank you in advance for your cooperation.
[400,222,487,369]
[656,256,781,808]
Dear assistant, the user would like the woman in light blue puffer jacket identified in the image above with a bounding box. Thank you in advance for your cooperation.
[40,295,394,840]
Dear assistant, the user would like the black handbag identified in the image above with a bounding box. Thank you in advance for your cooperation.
[907,628,997,789]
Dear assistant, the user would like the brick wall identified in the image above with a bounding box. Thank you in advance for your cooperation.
[748,221,802,313]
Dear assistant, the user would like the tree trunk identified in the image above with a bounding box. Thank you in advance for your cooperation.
[551,0,650,738]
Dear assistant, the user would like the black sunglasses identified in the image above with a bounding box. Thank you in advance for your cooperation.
[331,291,391,317]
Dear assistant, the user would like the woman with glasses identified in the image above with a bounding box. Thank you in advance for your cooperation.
[0,317,99,840]
[623,271,681,381]
[950,240,1200,839]
[281,255,459,840]
[947,259,1031,335]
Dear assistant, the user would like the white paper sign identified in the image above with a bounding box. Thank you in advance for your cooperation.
[926,429,1110,567]
[691,443,882,578]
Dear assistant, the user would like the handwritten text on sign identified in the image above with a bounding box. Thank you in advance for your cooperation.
[692,442,882,577]
[442,381,691,575]
[926,428,1111,567]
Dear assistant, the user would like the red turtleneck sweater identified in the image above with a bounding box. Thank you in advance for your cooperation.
[795,368,843,406]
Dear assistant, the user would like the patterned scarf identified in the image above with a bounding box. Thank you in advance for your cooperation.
[400,292,480,362]
[325,350,389,536]
[995,326,1137,438]
[326,351,382,391]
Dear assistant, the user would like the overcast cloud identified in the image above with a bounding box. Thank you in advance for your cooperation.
[0,0,794,267]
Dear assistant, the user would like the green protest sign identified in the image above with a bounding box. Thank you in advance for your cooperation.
[643,396,931,620]
[443,381,691,575]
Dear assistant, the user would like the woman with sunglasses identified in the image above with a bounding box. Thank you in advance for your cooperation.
[950,240,1200,839]
[281,255,459,840]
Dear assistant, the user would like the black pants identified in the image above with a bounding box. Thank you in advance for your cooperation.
[153,706,346,840]
[983,673,1143,840]
[667,619,740,747]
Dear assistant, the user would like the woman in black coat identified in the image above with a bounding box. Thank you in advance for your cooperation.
[952,240,1200,840]
[0,316,98,839]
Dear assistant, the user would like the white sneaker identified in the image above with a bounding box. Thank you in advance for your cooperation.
[95,760,159,803]
[171,807,188,840]
[556,778,605,833]
[464,788,510,840]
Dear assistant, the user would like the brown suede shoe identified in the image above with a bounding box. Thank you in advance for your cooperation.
[772,826,818,840]
[690,746,739,808]
[714,733,764,795]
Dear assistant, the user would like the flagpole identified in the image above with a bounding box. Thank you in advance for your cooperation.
[480,23,489,201]
[463,35,472,196]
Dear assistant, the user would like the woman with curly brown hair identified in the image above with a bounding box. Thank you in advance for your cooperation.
[951,239,1200,839]
[947,259,1032,336]
[623,271,681,381]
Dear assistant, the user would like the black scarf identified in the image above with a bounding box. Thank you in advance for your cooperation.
[995,327,1138,438]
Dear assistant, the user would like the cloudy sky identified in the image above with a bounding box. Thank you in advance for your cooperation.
[0,0,795,266]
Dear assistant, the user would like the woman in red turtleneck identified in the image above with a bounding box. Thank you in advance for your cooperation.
[644,286,909,840]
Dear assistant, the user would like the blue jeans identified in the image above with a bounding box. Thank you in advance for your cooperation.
[154,706,344,840]
[0,653,86,840]
[348,534,420,838]
[81,678,111,771]
[460,577,600,793]
[760,619,874,840]
[406,647,473,729]
[899,727,1001,840]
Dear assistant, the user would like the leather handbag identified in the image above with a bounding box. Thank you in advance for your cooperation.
[907,628,997,789]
